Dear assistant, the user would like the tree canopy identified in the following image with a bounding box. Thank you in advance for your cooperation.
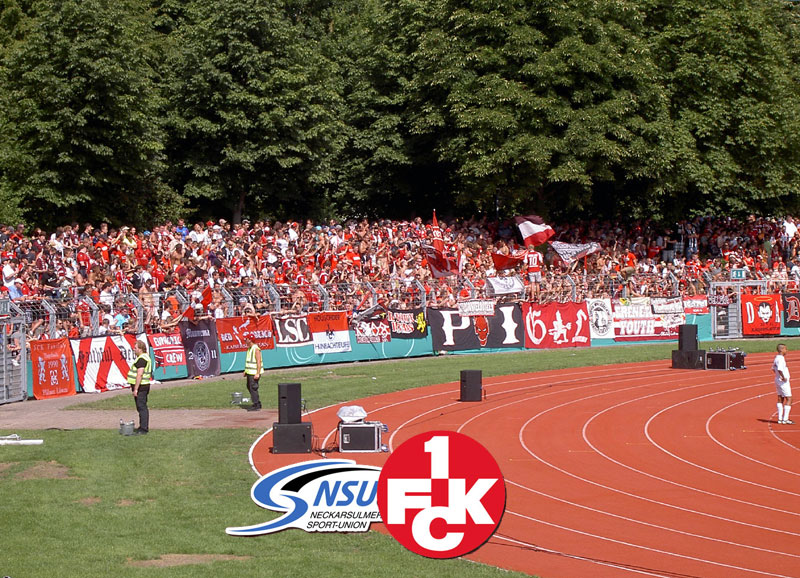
[0,0,798,228]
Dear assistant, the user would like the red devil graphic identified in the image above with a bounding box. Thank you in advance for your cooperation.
[474,315,490,347]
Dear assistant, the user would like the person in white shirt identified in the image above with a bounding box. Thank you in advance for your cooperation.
[772,343,793,425]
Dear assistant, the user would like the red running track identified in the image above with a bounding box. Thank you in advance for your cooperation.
[249,352,800,578]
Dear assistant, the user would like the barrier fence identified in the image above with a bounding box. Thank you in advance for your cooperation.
[6,281,800,403]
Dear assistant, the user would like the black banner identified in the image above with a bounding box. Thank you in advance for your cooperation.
[179,319,220,378]
[428,305,524,351]
[784,293,800,328]
[387,308,428,339]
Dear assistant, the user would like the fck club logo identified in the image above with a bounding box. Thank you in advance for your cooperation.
[376,431,506,558]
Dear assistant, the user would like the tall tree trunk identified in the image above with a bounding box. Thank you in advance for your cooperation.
[232,189,246,224]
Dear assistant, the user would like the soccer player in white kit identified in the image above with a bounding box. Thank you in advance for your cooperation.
[772,343,793,425]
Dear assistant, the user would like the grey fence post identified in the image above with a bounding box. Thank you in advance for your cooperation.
[266,284,282,312]
[315,283,330,311]
[565,275,576,302]
[220,287,235,317]
[42,299,57,336]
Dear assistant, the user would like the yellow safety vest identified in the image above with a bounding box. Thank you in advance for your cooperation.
[244,344,261,375]
[126,353,152,386]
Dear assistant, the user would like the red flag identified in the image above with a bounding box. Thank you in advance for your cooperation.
[515,215,555,247]
[421,244,459,278]
[491,252,525,271]
[431,210,445,253]
[201,285,213,307]
[182,306,195,321]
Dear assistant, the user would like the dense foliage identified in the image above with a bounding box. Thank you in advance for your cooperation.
[0,0,798,228]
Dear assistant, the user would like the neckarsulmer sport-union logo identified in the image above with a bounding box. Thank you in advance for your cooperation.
[227,431,506,559]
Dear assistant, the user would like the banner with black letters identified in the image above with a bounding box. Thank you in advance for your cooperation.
[428,305,524,351]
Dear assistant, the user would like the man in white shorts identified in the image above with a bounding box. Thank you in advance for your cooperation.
[772,343,793,425]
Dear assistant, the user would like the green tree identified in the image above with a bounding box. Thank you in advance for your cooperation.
[0,0,172,227]
[644,0,800,218]
[165,0,343,223]
[388,0,670,219]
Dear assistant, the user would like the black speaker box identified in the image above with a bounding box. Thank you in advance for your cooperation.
[678,324,698,352]
[671,349,706,369]
[272,422,312,454]
[278,382,301,424]
[460,370,482,402]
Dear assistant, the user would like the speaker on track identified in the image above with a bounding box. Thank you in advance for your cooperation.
[671,349,706,369]
[278,382,301,424]
[272,422,312,454]
[460,370,482,402]
[678,324,698,352]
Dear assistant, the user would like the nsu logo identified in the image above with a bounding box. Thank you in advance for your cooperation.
[226,460,381,536]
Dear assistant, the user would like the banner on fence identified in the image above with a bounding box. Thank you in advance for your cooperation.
[180,319,220,378]
[217,315,275,353]
[783,293,800,328]
[651,296,684,315]
[522,302,590,349]
[308,311,352,354]
[457,300,496,317]
[612,298,683,341]
[147,332,185,367]
[741,294,781,336]
[586,299,614,340]
[485,276,524,297]
[683,296,709,315]
[707,294,731,308]
[387,308,428,339]
[31,338,76,399]
[428,305,524,351]
[354,312,392,344]
[71,333,140,393]
[272,314,313,348]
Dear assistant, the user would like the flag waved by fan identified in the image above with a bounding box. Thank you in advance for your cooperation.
[421,243,459,278]
[515,215,555,247]
[549,241,602,264]
[491,252,525,271]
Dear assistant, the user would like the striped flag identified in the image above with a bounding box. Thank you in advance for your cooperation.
[515,215,554,247]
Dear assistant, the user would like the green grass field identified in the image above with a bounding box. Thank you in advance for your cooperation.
[2,338,793,578]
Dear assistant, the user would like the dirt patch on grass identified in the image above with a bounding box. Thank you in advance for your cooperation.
[127,554,251,568]
[15,461,76,480]
[116,499,137,507]
[0,462,18,475]
[77,497,102,506]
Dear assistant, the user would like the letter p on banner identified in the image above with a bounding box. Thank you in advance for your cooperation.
[376,431,506,558]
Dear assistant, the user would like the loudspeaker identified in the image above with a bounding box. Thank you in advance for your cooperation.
[272,422,312,454]
[678,324,698,352]
[278,382,301,424]
[460,370,482,402]
[671,349,706,369]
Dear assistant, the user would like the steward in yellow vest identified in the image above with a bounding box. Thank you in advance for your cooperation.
[128,340,153,434]
[243,334,262,411]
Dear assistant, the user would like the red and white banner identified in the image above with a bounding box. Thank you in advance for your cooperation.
[683,296,709,315]
[71,333,142,393]
[30,338,76,399]
[308,311,352,354]
[522,302,591,349]
[741,294,781,336]
[216,315,275,354]
[354,314,392,344]
[612,298,683,341]
[148,332,185,367]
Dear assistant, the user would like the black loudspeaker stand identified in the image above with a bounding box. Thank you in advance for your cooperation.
[671,350,706,370]
[460,370,482,402]
[278,382,302,424]
[678,324,698,352]
[272,422,312,454]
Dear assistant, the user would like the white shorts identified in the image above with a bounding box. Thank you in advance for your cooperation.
[528,272,542,283]
[776,381,792,398]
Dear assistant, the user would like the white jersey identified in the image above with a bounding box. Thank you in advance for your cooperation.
[773,354,790,385]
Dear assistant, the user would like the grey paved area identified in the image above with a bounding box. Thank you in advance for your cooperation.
[0,378,278,431]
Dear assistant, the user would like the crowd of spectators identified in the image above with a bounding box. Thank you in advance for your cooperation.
[2,213,799,340]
